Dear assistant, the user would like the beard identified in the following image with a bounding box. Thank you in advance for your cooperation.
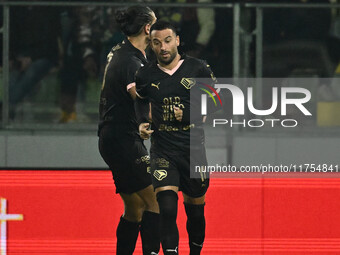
[157,50,177,66]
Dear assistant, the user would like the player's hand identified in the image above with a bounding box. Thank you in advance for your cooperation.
[174,106,183,122]
[139,123,154,140]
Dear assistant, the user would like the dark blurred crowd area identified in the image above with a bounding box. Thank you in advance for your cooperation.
[0,0,339,123]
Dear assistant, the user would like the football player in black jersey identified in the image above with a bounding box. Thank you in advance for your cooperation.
[135,21,218,255]
[98,6,160,255]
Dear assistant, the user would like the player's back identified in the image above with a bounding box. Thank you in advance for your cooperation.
[99,40,148,133]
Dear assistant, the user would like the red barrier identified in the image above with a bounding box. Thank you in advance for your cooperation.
[1,170,340,254]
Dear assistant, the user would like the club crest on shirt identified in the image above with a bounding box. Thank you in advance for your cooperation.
[181,78,196,89]
[151,82,160,90]
[153,169,167,181]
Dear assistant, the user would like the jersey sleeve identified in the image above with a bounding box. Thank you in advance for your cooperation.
[134,67,150,124]
[181,60,219,123]
[125,56,143,91]
[199,60,224,113]
[197,59,217,82]
[135,67,149,99]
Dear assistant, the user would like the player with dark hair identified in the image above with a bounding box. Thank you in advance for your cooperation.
[98,6,159,255]
[135,20,218,255]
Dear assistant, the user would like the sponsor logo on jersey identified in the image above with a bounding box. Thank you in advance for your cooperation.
[155,158,170,168]
[135,155,150,164]
[180,78,196,89]
[151,82,160,90]
[153,170,167,181]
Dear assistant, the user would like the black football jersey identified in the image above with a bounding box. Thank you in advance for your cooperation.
[98,39,148,133]
[135,55,216,151]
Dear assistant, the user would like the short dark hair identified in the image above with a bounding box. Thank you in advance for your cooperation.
[150,20,177,35]
[115,5,154,36]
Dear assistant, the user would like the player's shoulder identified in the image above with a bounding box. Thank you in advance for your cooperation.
[136,61,157,78]
[183,54,209,69]
[109,39,136,56]
[109,41,126,57]
[184,54,216,79]
[109,44,143,68]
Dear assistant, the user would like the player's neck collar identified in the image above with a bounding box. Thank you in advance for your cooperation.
[124,38,147,59]
[157,58,184,76]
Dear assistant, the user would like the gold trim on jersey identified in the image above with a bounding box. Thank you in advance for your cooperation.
[101,51,115,90]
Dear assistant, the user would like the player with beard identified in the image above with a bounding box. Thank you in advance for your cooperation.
[135,20,218,255]
[98,6,160,255]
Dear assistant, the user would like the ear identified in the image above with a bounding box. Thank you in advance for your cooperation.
[176,35,180,47]
[144,23,151,35]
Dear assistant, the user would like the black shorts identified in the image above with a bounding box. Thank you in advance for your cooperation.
[150,145,209,198]
[98,124,151,194]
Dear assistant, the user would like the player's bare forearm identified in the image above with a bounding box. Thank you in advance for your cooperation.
[128,86,137,100]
